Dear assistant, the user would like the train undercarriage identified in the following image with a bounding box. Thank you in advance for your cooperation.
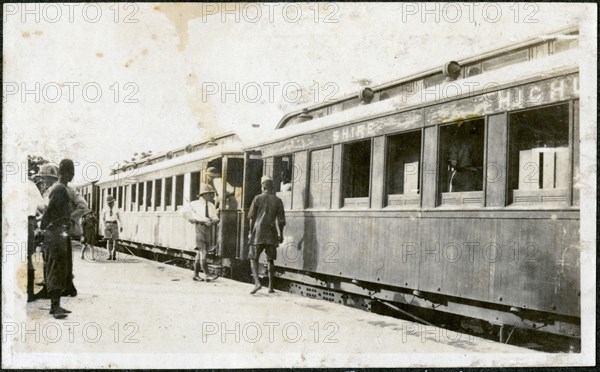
[108,239,580,352]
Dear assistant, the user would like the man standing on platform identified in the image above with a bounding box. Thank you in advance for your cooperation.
[182,183,219,282]
[81,211,98,260]
[247,176,285,295]
[101,195,122,260]
[40,163,75,318]
[31,164,60,300]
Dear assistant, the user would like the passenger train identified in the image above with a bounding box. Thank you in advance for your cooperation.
[77,27,581,342]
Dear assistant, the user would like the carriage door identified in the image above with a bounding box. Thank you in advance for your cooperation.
[239,151,263,259]
[216,156,244,258]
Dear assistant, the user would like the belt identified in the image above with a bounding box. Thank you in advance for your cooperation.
[106,221,118,224]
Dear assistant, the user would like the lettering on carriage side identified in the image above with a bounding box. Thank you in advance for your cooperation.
[332,121,385,143]
[427,74,579,126]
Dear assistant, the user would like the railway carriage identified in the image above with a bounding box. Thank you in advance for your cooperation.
[77,27,581,342]
[77,181,101,217]
[250,27,580,339]
[89,133,263,279]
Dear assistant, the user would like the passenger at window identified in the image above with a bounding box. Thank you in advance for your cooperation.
[280,169,292,192]
[447,122,483,192]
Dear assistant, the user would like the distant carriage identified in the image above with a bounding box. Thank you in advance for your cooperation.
[78,27,580,341]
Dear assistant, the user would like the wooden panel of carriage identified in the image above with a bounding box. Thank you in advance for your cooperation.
[258,72,580,318]
[278,211,579,317]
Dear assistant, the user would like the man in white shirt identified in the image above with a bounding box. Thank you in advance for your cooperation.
[182,183,219,282]
[101,195,122,260]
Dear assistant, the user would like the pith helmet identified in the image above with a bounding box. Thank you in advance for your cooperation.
[198,183,216,196]
[205,167,219,176]
[34,164,59,179]
[106,195,115,203]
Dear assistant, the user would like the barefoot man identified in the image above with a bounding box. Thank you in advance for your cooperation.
[248,176,285,294]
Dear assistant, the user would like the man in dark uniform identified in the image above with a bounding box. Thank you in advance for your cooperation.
[40,167,74,319]
[30,164,60,300]
[247,176,285,295]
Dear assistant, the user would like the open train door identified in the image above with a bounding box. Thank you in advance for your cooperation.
[238,151,263,262]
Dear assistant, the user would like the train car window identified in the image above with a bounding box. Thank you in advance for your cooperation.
[530,42,550,59]
[165,177,173,209]
[225,157,244,210]
[308,148,333,209]
[155,179,162,210]
[327,103,343,116]
[190,171,201,202]
[118,186,123,209]
[123,186,127,212]
[508,104,570,205]
[386,130,421,207]
[464,63,481,78]
[137,182,143,208]
[175,175,184,208]
[342,140,371,205]
[439,119,485,206]
[380,85,402,100]
[226,158,244,187]
[274,155,293,209]
[424,73,445,89]
[274,155,293,193]
[145,181,153,211]
[342,98,360,111]
[553,35,578,54]
[131,183,137,211]
[481,49,529,73]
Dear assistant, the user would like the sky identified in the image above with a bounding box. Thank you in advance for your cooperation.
[3,2,592,183]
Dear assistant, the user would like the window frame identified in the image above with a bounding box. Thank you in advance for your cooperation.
[384,129,423,208]
[274,154,294,210]
[307,146,335,210]
[437,118,486,208]
[506,102,572,206]
[341,138,373,209]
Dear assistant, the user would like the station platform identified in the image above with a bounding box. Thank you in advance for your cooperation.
[12,244,537,368]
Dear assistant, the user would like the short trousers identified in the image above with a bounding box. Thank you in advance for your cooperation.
[104,223,119,240]
[248,244,277,261]
[194,242,209,262]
